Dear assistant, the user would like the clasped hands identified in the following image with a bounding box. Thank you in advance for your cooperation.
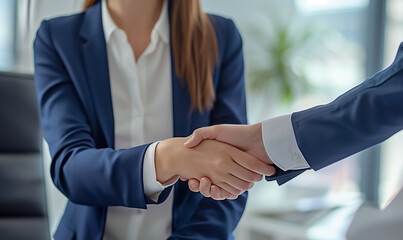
[155,123,275,200]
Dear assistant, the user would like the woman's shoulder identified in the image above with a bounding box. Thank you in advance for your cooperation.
[207,14,243,53]
[207,14,239,35]
[36,12,85,38]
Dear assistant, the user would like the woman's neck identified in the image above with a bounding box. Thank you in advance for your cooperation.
[106,0,163,60]
[107,0,162,35]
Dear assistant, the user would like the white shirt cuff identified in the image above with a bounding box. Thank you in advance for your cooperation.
[143,142,175,202]
[262,114,310,171]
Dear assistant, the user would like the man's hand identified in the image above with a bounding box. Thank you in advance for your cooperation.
[155,138,275,197]
[183,123,274,200]
[185,123,272,164]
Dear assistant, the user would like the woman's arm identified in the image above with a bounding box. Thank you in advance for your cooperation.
[34,20,272,210]
[34,20,161,208]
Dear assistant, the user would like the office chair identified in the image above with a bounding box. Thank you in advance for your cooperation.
[0,71,49,240]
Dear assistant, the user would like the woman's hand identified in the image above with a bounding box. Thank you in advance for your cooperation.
[155,138,275,197]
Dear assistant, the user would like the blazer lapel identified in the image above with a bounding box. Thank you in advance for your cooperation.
[79,1,114,148]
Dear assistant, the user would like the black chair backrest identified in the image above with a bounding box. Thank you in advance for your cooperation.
[0,71,49,240]
[0,72,41,152]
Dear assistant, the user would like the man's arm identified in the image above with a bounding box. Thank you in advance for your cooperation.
[289,43,403,171]
[185,42,403,200]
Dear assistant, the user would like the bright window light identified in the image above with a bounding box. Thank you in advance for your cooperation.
[296,0,369,14]
[0,0,14,70]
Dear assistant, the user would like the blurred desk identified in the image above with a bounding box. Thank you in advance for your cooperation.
[236,193,362,240]
[346,187,403,240]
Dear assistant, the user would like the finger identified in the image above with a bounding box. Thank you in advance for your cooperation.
[223,174,254,192]
[184,126,218,148]
[228,162,264,183]
[232,151,276,176]
[179,176,188,181]
[200,177,212,197]
[188,179,201,192]
[214,181,245,196]
[210,184,225,200]
[210,185,237,200]
[222,189,238,200]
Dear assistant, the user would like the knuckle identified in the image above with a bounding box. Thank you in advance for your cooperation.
[193,129,201,136]
[213,161,223,171]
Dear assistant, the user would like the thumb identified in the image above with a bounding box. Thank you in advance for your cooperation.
[184,134,199,148]
[184,126,218,148]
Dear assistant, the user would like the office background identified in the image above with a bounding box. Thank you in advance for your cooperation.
[0,0,402,239]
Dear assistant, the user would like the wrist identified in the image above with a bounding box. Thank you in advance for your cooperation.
[155,139,181,185]
[250,122,272,164]
[249,123,263,147]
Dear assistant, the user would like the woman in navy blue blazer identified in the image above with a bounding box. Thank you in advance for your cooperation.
[34,0,275,239]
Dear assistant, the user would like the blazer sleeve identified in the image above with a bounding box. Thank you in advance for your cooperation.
[34,20,170,208]
[267,42,403,184]
[293,43,403,170]
[168,18,247,240]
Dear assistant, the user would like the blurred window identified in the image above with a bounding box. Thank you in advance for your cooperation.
[201,0,367,205]
[0,0,16,70]
[202,0,392,238]
[378,0,403,209]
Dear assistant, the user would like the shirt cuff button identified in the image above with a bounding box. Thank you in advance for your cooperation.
[293,154,301,163]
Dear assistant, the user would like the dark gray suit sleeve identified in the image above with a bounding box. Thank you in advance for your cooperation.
[266,42,403,184]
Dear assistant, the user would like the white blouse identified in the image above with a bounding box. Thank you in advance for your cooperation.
[101,0,174,239]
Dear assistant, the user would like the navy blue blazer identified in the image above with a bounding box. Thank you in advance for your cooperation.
[34,1,247,239]
[268,42,403,184]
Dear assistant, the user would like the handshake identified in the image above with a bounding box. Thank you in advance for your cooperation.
[154,123,276,201]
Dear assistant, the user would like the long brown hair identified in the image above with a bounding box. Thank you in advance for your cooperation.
[83,0,218,112]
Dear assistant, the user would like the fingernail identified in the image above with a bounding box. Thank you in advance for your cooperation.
[184,136,193,146]
[189,180,197,189]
